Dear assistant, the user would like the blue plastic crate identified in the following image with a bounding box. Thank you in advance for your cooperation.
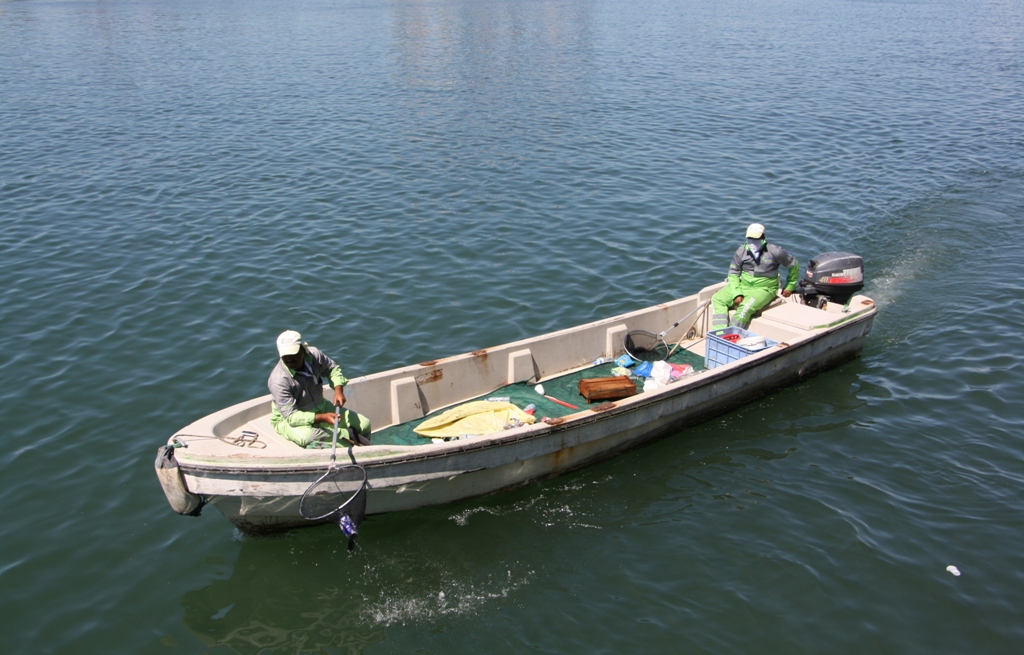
[705,327,778,369]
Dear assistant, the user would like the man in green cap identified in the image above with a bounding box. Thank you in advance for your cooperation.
[711,223,799,331]
[268,330,372,448]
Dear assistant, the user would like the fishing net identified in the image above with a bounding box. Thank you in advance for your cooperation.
[300,464,368,541]
[624,330,669,362]
[624,301,710,363]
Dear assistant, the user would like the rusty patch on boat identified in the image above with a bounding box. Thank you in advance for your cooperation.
[471,349,488,360]
[861,299,874,306]
[591,403,617,413]
[544,417,566,427]
[779,342,790,348]
[415,369,443,385]
[549,443,576,469]
[418,360,438,367]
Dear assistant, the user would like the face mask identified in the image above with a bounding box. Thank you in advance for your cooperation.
[747,238,763,256]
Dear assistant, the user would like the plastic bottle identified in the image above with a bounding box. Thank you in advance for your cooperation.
[487,396,510,403]
[593,357,605,366]
[524,403,536,416]
[338,514,358,537]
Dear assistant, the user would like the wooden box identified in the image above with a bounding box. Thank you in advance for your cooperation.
[578,376,637,402]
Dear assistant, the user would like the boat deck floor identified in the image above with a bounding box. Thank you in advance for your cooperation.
[370,345,707,446]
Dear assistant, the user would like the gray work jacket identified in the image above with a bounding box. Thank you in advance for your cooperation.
[267,345,348,422]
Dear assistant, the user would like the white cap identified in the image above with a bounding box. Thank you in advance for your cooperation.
[746,223,765,239]
[276,330,304,357]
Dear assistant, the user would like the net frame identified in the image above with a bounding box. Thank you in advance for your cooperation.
[623,300,710,363]
[623,330,669,362]
[299,464,368,522]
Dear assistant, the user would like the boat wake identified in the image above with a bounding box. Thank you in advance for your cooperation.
[449,476,614,529]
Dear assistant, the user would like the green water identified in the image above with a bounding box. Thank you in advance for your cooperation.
[2,0,1023,653]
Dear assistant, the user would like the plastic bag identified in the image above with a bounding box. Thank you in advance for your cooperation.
[642,378,662,392]
[669,363,694,380]
[651,360,672,386]
[633,361,653,378]
[615,353,636,368]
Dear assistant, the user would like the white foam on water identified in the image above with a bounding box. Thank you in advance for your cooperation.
[362,567,535,626]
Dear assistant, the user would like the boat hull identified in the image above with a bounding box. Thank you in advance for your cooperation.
[183,309,872,534]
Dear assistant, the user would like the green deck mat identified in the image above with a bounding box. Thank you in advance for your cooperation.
[371,348,706,446]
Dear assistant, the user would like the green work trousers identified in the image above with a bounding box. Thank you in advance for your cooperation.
[711,285,778,330]
[271,398,372,448]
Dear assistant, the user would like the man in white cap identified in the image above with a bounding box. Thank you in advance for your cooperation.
[711,223,799,331]
[267,330,372,448]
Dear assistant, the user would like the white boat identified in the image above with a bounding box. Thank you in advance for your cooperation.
[156,260,875,535]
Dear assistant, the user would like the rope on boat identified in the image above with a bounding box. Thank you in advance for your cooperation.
[170,432,267,449]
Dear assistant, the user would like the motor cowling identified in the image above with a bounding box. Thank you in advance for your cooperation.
[796,252,864,306]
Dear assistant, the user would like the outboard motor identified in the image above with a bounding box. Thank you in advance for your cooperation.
[796,252,864,308]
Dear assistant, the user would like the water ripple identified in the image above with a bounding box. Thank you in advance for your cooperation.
[3,0,1024,653]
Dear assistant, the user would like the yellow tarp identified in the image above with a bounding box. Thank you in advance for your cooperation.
[413,400,537,438]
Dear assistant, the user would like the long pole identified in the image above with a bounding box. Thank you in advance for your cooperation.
[667,301,710,358]
[330,403,340,469]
